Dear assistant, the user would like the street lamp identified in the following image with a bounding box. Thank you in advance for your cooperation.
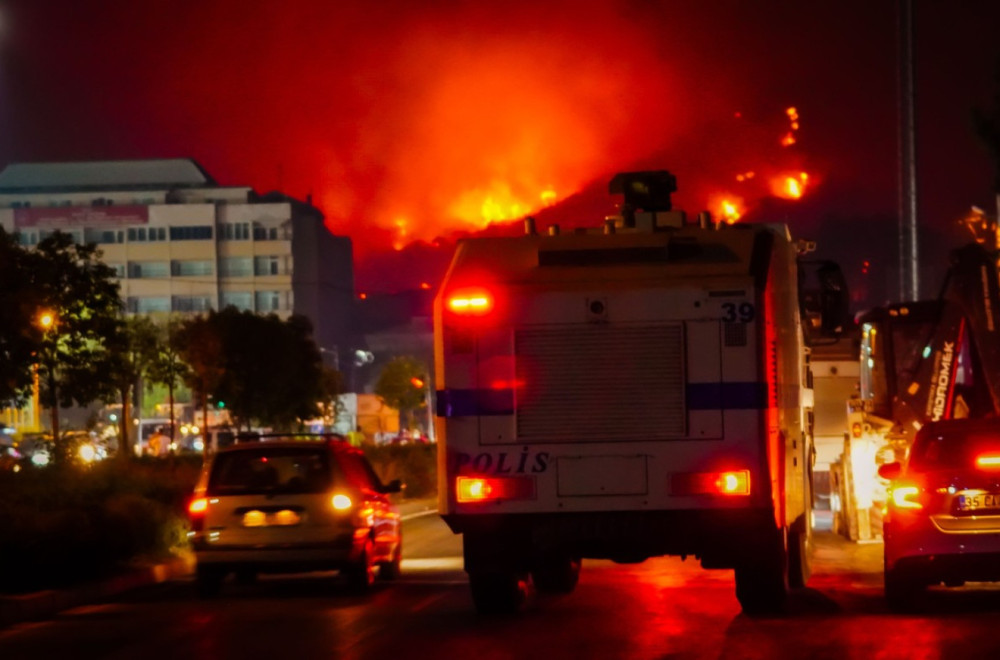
[35,309,61,456]
[38,310,55,330]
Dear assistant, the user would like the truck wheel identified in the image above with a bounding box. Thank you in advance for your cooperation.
[787,514,811,589]
[195,566,225,599]
[468,571,532,614]
[532,556,582,594]
[734,527,789,616]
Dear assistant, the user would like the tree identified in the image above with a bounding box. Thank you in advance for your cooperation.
[106,315,160,459]
[211,309,324,431]
[374,356,429,433]
[174,313,226,456]
[145,317,189,449]
[30,232,122,464]
[0,229,40,405]
[174,308,325,442]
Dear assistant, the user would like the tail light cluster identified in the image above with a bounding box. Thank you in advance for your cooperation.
[889,484,924,510]
[446,287,494,316]
[976,453,1000,470]
[456,476,535,503]
[188,497,209,532]
[671,469,751,496]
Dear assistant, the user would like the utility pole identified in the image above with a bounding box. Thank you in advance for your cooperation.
[897,0,920,301]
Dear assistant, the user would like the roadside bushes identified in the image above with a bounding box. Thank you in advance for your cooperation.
[0,457,201,594]
[0,444,436,594]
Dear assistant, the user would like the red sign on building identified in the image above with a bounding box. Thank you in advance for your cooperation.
[13,205,149,228]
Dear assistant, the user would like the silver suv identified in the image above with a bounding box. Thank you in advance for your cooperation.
[188,434,403,596]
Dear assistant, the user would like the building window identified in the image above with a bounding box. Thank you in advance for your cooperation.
[172,296,213,313]
[169,226,213,241]
[220,291,253,311]
[220,222,250,241]
[219,257,252,278]
[109,263,126,278]
[254,256,281,276]
[126,227,165,242]
[38,229,81,243]
[170,260,214,277]
[127,261,169,279]
[126,296,171,314]
[255,290,285,312]
[83,228,125,244]
[16,231,38,246]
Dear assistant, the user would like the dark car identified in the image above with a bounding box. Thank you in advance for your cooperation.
[880,418,1000,608]
[188,433,403,597]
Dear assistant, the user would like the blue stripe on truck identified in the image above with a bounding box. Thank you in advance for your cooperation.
[436,382,767,417]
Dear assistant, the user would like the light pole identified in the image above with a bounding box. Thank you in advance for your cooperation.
[36,309,60,457]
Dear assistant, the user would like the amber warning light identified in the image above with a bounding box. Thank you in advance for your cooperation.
[446,288,495,316]
[456,476,535,503]
[671,470,751,496]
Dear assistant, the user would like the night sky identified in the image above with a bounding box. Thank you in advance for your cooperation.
[2,1,999,306]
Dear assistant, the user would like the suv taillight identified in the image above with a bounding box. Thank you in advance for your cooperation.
[188,497,208,532]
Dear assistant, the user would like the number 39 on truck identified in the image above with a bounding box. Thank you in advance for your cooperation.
[433,170,846,615]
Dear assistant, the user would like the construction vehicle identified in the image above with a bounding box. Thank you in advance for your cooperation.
[844,209,1000,539]
[433,170,847,615]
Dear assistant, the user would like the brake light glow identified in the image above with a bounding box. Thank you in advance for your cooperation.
[672,469,751,496]
[976,454,1000,469]
[188,498,208,515]
[456,476,535,503]
[890,485,923,510]
[332,494,353,510]
[447,288,494,316]
[716,471,751,495]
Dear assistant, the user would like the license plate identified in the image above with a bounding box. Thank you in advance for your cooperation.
[956,492,1000,513]
[242,509,302,527]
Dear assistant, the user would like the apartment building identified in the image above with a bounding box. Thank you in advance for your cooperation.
[0,158,355,367]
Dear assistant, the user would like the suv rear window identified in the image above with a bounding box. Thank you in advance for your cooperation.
[909,429,1000,471]
[208,447,331,495]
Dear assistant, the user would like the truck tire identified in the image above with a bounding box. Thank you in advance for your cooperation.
[532,556,582,594]
[734,526,789,616]
[787,514,811,589]
[469,570,532,614]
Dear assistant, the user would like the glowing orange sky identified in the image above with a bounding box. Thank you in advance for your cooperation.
[5,0,1000,298]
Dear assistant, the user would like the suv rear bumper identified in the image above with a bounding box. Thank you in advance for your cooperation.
[192,535,362,573]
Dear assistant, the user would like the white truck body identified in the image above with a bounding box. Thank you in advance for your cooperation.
[434,175,814,614]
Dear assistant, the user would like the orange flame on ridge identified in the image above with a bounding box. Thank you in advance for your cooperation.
[781,106,800,147]
[770,172,810,199]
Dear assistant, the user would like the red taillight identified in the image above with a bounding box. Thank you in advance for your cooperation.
[188,497,208,532]
[446,288,494,316]
[976,454,1000,470]
[672,470,751,496]
[189,497,208,515]
[455,476,535,503]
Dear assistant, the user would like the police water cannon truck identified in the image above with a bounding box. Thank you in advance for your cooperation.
[433,170,846,614]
